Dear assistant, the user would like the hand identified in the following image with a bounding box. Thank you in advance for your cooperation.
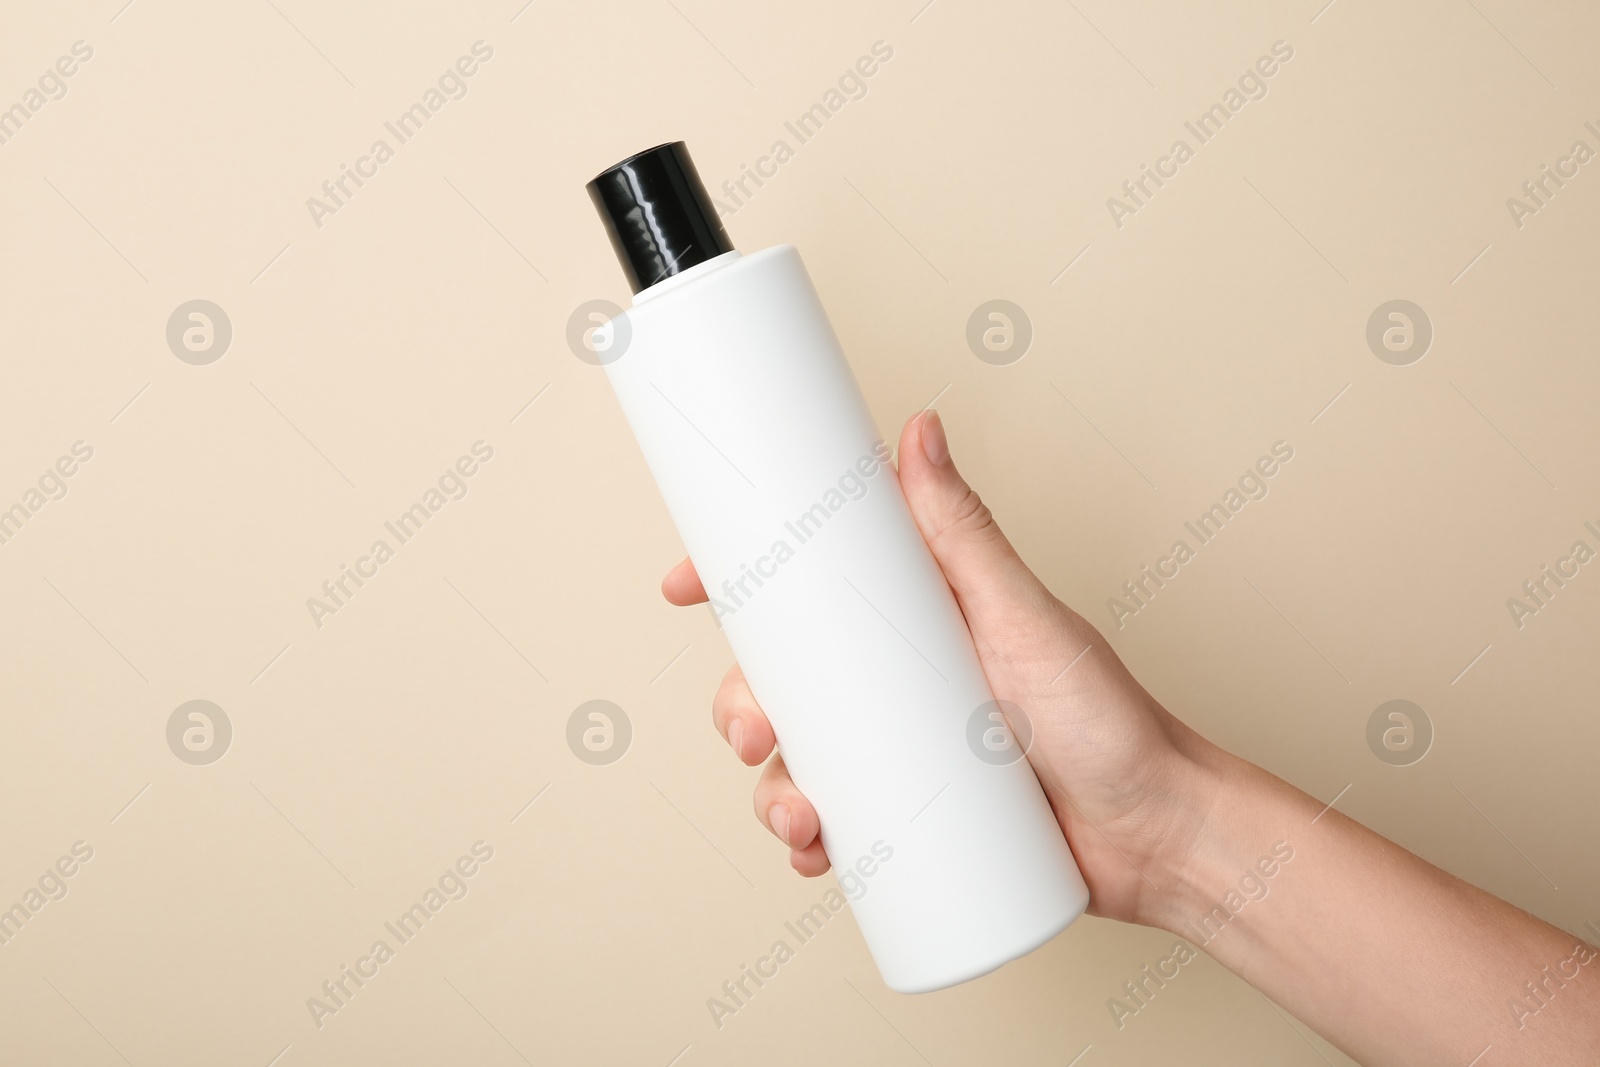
[661,410,1224,927]
[661,410,1600,1065]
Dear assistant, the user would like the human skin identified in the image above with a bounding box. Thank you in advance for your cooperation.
[660,410,1600,1066]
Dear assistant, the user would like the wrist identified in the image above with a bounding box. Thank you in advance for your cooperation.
[1133,734,1298,935]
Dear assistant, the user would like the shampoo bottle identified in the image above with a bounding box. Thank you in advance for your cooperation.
[587,142,1088,993]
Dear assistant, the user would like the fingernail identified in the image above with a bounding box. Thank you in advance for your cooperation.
[770,803,791,846]
[922,410,950,467]
[728,719,745,762]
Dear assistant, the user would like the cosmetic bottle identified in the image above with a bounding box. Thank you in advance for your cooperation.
[587,142,1088,992]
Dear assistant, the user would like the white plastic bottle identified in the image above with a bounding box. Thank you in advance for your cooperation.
[587,142,1089,993]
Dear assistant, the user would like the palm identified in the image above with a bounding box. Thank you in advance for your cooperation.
[963,595,1197,926]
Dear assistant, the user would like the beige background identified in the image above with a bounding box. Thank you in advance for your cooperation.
[1,0,1597,1063]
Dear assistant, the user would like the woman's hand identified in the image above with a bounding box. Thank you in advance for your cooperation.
[661,409,1222,928]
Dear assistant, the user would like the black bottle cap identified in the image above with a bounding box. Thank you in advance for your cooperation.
[587,141,735,293]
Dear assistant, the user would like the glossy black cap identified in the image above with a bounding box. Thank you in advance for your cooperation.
[587,141,734,293]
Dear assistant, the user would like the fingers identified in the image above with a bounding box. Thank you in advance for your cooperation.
[711,666,829,876]
[711,665,776,766]
[661,556,707,605]
[895,410,1056,638]
[896,410,1027,585]
[753,754,829,876]
[788,837,831,877]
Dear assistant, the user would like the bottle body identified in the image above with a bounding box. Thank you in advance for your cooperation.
[603,244,1088,992]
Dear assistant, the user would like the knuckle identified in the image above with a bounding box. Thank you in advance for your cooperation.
[933,486,1002,548]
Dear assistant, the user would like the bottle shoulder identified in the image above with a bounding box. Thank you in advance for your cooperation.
[626,244,800,315]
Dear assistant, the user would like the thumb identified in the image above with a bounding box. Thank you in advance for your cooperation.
[896,410,1058,645]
